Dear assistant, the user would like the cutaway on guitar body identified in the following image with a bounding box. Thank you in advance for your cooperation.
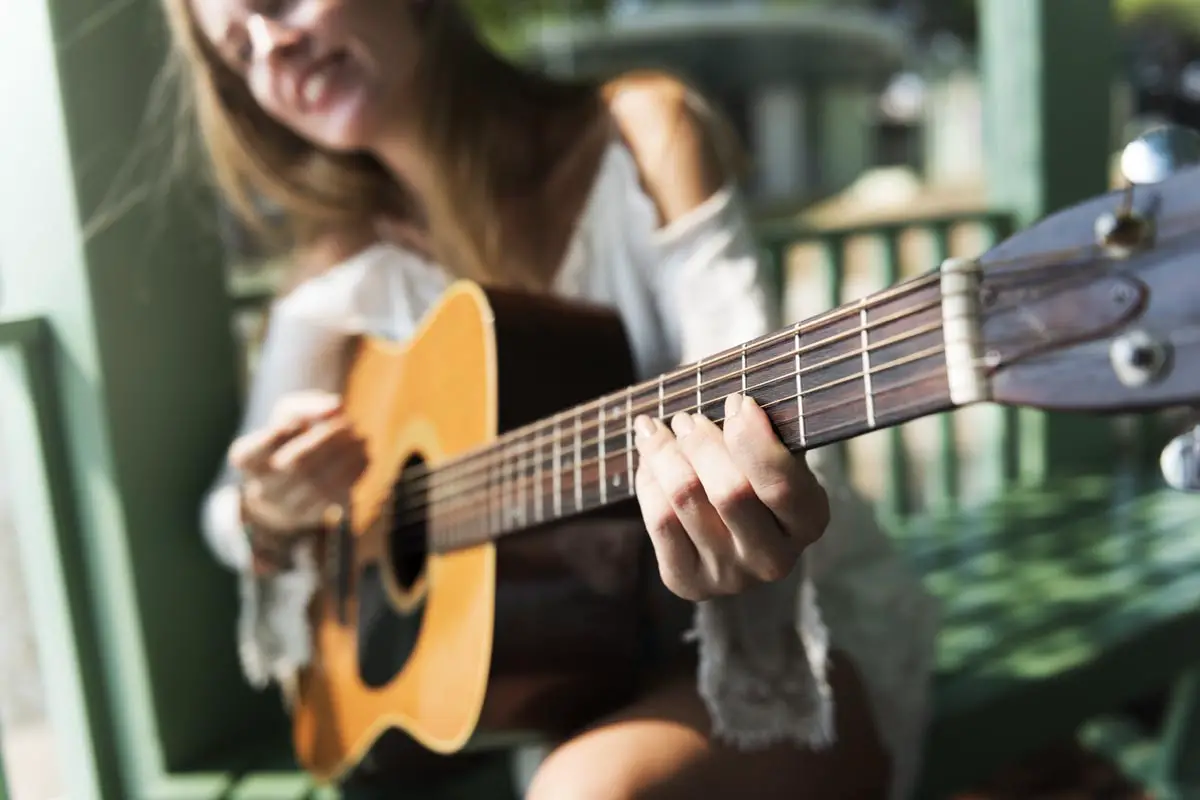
[292,281,648,783]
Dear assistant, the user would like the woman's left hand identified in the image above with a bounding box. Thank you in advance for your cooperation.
[634,392,830,601]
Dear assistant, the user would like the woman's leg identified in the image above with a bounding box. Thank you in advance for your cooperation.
[526,651,889,800]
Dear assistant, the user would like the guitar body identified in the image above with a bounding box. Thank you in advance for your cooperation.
[293,281,649,783]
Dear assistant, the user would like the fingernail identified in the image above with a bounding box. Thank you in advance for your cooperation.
[634,415,656,441]
[670,412,694,437]
[725,392,744,417]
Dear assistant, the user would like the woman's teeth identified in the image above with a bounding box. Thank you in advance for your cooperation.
[304,70,329,106]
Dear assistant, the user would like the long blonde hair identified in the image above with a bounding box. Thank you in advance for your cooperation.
[161,0,602,288]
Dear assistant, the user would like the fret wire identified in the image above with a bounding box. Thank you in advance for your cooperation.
[625,387,634,497]
[534,429,543,524]
[658,375,665,419]
[599,405,607,505]
[511,447,520,528]
[695,358,703,416]
[552,416,562,519]
[410,351,950,531]
[860,300,876,428]
[573,410,583,512]
[740,342,747,395]
[515,437,526,528]
[793,323,805,447]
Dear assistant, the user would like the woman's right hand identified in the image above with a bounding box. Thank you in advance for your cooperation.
[229,390,369,534]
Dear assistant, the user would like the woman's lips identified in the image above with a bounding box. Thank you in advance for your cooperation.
[296,51,349,113]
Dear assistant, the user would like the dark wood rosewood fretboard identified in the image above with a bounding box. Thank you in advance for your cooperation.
[399,272,955,553]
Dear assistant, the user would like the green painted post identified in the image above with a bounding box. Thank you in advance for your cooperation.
[0,0,286,796]
[980,0,1118,483]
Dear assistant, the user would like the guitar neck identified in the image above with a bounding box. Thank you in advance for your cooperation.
[421,271,956,552]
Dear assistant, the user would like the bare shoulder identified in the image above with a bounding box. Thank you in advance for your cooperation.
[602,71,736,226]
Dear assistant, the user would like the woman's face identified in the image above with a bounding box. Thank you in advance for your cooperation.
[190,0,422,151]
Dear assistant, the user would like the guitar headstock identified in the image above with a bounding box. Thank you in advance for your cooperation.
[970,124,1200,414]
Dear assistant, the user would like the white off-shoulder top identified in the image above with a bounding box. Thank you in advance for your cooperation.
[201,138,941,799]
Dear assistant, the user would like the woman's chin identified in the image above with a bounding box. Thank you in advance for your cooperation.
[311,130,369,153]
[306,99,378,153]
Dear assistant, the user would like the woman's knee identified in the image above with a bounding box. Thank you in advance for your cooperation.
[524,729,682,800]
[524,750,620,800]
[523,653,890,800]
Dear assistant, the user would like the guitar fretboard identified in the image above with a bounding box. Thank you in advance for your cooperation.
[398,272,954,553]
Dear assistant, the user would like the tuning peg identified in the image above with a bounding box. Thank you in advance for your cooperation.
[1098,124,1200,255]
[1120,124,1200,186]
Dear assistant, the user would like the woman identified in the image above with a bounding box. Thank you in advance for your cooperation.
[166,0,939,797]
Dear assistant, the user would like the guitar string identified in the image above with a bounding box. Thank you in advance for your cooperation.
[401,271,943,477]
[379,357,955,556]
[384,307,1077,531]
[395,242,1115,491]
[398,288,951,497]
[388,341,951,529]
[404,312,949,502]
[397,272,1053,501]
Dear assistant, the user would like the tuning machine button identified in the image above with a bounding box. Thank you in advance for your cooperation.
[1097,124,1200,256]
[1120,124,1200,186]
[1161,424,1200,493]
[1109,328,1171,388]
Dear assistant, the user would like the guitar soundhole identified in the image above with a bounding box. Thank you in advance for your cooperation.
[389,456,429,593]
[355,456,429,689]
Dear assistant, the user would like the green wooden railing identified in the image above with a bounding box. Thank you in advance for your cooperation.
[757,211,1019,519]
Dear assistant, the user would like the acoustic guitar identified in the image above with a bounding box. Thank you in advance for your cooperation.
[292,126,1200,782]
